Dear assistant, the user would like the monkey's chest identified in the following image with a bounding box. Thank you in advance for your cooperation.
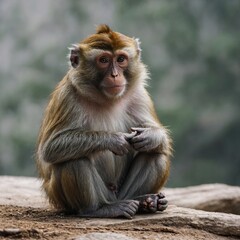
[86,109,133,182]
[87,108,131,132]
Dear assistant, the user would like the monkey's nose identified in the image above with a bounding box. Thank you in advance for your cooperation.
[111,72,118,77]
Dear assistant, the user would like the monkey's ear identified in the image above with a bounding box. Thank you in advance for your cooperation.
[134,38,142,56]
[68,44,81,68]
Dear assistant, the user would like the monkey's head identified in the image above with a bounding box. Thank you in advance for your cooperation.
[68,24,148,101]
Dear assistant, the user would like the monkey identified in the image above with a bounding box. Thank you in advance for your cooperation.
[36,24,172,219]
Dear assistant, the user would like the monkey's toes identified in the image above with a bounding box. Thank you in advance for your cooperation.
[137,193,168,213]
[157,192,168,211]
[119,200,139,219]
[138,195,158,213]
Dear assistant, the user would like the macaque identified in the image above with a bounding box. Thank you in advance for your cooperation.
[36,24,172,219]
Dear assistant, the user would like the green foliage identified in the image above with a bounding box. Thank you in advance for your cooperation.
[118,0,240,186]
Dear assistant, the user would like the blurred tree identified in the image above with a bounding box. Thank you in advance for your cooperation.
[0,0,88,176]
[116,0,240,186]
[0,0,239,187]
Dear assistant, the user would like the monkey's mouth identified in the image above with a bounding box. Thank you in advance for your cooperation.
[103,85,126,97]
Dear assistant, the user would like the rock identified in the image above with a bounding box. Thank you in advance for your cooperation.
[1,176,240,215]
[165,183,240,214]
[0,176,240,239]
[73,232,137,240]
[0,176,47,208]
[78,205,240,238]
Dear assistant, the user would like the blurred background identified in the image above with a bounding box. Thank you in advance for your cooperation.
[0,0,239,187]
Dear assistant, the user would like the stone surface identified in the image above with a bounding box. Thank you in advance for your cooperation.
[166,183,240,214]
[0,176,240,239]
[73,232,137,240]
[0,176,46,208]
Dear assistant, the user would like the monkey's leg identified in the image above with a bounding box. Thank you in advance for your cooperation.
[80,200,139,219]
[117,152,169,213]
[49,158,139,219]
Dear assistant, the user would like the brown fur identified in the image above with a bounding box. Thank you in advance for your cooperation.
[36,25,172,218]
[81,24,135,51]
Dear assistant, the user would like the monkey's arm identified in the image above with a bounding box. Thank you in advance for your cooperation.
[128,91,172,155]
[40,129,134,164]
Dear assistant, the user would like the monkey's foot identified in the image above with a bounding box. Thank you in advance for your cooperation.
[80,200,139,219]
[136,193,168,213]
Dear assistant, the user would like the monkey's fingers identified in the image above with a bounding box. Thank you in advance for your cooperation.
[123,131,137,140]
[132,139,149,151]
[131,133,146,143]
[131,127,148,134]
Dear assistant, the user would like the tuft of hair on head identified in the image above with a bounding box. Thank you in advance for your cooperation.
[96,24,112,34]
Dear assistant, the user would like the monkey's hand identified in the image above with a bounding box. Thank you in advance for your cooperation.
[108,132,136,156]
[130,127,169,153]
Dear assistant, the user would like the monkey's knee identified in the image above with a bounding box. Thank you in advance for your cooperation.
[150,153,170,191]
[47,159,103,212]
[136,152,170,191]
[45,165,69,210]
[46,160,92,211]
[118,152,170,199]
[135,152,169,172]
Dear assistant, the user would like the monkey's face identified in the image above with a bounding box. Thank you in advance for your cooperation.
[69,25,145,100]
[94,49,129,98]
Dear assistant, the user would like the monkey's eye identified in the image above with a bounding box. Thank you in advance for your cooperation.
[117,55,126,63]
[99,56,109,64]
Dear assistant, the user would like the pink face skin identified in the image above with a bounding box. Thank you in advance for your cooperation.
[95,50,129,98]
